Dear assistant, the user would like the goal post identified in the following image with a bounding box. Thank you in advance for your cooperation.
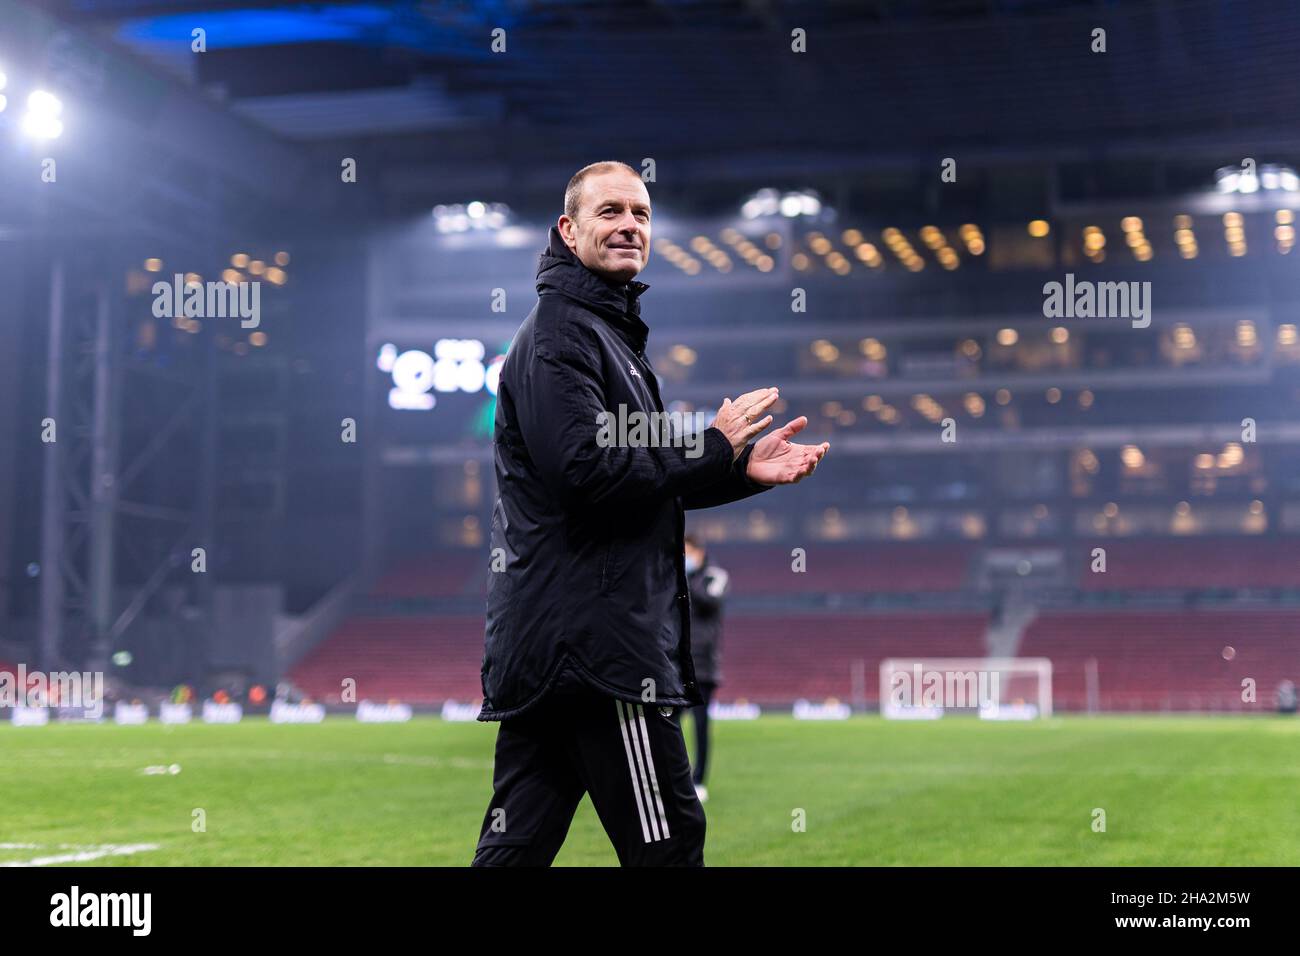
[879,657,1052,720]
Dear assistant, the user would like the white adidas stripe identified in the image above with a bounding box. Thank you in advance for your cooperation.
[634,704,671,840]
[616,700,654,843]
[623,702,662,841]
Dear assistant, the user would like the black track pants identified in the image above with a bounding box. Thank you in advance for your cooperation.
[471,688,706,866]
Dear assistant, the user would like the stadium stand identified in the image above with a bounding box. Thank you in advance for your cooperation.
[1020,609,1300,711]
[372,557,485,599]
[716,611,988,705]
[290,608,990,707]
[293,530,1300,712]
[1077,538,1300,591]
[369,541,976,603]
[289,615,486,705]
[709,543,975,595]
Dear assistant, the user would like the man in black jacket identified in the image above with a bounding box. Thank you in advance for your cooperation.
[472,160,828,866]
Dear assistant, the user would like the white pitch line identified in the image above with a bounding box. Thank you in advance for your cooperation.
[0,843,160,867]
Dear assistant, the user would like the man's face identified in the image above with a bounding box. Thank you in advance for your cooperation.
[558,170,652,284]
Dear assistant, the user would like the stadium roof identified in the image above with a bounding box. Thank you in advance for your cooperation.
[40,0,1300,154]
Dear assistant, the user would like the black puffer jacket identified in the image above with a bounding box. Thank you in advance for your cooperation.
[479,227,770,720]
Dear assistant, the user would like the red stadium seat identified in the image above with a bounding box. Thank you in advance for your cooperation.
[289,610,988,708]
[1020,609,1300,711]
[1078,538,1300,591]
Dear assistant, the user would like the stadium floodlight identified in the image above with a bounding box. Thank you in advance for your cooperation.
[21,89,63,140]
[743,188,824,220]
[779,194,803,217]
[1216,163,1299,194]
[741,188,780,219]
[0,67,7,114]
[433,201,510,233]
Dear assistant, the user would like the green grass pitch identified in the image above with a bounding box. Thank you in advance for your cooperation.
[4,714,1298,865]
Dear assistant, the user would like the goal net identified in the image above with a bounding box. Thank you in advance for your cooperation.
[879,657,1052,720]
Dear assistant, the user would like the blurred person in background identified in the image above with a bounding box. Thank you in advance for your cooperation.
[678,533,729,803]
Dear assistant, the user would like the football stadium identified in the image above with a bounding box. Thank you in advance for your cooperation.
[0,0,1298,889]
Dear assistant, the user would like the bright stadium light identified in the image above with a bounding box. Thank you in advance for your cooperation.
[742,188,826,220]
[1216,163,1299,194]
[22,89,63,140]
[433,201,510,233]
[741,188,780,219]
[0,67,7,113]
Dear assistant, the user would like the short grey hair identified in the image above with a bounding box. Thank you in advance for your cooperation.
[564,161,641,221]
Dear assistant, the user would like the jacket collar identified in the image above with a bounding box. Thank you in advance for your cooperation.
[536,226,651,352]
